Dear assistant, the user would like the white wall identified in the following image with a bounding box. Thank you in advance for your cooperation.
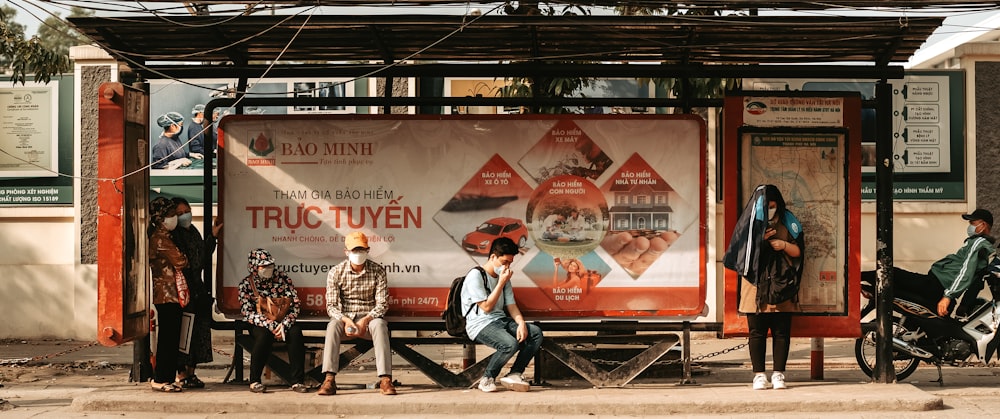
[0,208,96,339]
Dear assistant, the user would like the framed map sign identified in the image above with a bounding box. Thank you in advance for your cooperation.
[739,129,846,314]
[722,92,862,338]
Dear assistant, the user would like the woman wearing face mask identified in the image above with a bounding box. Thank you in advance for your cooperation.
[148,197,189,392]
[169,197,223,389]
[238,248,309,393]
[723,185,804,391]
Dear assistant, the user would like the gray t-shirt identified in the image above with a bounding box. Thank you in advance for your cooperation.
[461,267,515,340]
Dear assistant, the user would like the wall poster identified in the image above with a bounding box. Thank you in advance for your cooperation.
[0,83,58,178]
[147,78,355,202]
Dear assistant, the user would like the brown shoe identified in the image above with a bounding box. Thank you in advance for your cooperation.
[379,376,397,395]
[317,373,336,396]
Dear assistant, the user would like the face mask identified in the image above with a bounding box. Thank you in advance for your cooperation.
[968,224,979,237]
[494,263,508,276]
[162,215,178,231]
[767,208,777,221]
[348,251,368,266]
[178,212,193,229]
[259,266,275,279]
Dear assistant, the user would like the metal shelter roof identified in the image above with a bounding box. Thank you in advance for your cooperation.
[68,13,944,80]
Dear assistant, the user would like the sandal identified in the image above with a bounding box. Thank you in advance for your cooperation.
[178,375,205,389]
[250,382,266,393]
[151,382,182,393]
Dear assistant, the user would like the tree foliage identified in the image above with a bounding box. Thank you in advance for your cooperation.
[500,3,743,114]
[37,7,94,57]
[1,5,71,85]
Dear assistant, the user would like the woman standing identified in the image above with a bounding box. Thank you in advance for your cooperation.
[170,197,222,389]
[238,249,309,393]
[148,197,188,392]
[723,185,804,391]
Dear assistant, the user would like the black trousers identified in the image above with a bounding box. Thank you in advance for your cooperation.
[746,312,792,373]
[153,302,182,384]
[891,267,946,311]
[249,323,306,385]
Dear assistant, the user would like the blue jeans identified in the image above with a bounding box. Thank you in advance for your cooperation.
[474,317,543,379]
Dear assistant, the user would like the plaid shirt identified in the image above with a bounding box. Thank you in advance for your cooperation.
[326,259,389,321]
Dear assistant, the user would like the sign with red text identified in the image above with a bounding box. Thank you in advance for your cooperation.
[218,115,706,319]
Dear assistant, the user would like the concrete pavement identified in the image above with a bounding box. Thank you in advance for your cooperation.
[2,333,997,418]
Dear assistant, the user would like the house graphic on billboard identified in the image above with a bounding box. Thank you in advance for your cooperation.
[605,154,675,232]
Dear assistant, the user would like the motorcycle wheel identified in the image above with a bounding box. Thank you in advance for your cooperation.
[854,321,921,382]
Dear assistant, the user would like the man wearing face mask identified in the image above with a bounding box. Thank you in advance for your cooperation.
[186,104,209,158]
[318,232,396,396]
[877,209,996,317]
[151,112,192,170]
[463,237,543,393]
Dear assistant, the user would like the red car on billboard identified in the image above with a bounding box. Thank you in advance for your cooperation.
[462,217,528,254]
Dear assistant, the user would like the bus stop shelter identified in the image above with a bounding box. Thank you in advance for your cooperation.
[69,0,966,384]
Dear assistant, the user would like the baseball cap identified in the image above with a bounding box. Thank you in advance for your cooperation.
[962,208,993,227]
[345,232,369,250]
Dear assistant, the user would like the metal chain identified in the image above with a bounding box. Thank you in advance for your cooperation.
[0,341,101,366]
[590,342,748,367]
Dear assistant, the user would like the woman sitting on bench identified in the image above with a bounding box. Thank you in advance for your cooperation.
[238,248,310,393]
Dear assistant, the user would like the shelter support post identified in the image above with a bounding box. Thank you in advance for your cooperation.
[678,321,696,385]
[810,337,824,380]
[874,80,896,383]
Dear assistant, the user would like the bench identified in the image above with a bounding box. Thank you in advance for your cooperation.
[216,320,720,388]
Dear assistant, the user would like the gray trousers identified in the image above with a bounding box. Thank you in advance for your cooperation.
[321,316,392,377]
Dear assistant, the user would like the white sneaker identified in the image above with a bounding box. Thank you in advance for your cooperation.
[771,372,787,390]
[478,376,497,393]
[499,373,531,392]
[752,373,769,390]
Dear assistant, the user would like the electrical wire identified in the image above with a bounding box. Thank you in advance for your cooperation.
[2,0,998,181]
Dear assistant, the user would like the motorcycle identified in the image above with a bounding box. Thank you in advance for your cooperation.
[855,271,1000,385]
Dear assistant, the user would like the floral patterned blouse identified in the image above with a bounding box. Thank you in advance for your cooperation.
[149,227,188,305]
[239,270,301,331]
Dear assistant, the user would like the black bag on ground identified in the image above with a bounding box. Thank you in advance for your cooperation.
[442,267,487,338]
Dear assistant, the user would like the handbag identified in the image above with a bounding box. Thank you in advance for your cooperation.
[249,278,292,322]
[174,268,190,308]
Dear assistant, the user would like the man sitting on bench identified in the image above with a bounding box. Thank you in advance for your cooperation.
[318,231,397,396]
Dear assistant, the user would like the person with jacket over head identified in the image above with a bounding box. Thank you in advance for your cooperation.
[723,184,804,391]
[238,248,310,394]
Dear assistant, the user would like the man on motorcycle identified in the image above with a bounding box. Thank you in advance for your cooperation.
[887,209,995,317]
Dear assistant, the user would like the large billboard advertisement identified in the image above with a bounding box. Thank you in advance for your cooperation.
[217,115,707,319]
